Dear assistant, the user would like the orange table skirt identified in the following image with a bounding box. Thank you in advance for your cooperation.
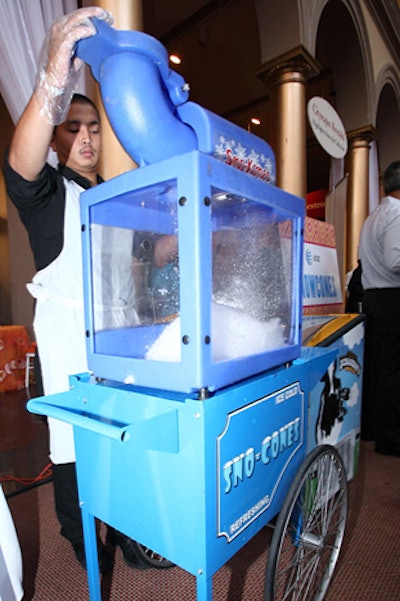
[0,326,32,393]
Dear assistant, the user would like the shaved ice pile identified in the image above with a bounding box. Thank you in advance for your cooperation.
[145,301,287,362]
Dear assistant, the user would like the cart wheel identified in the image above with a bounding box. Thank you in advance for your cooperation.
[264,445,348,601]
[133,542,175,569]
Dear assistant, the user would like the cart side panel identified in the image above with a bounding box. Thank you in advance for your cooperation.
[306,315,365,479]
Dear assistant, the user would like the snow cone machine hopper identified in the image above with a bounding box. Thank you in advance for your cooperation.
[28,19,349,601]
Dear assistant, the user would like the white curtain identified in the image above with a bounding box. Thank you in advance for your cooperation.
[0,0,78,125]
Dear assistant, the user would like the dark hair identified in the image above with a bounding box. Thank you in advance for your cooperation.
[71,93,100,121]
[383,160,400,194]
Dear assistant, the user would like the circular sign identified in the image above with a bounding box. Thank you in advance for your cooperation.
[307,97,348,159]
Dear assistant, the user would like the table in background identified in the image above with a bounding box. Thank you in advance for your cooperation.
[0,326,31,393]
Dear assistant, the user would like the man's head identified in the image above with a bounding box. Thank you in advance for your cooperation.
[383,160,400,196]
[51,93,101,182]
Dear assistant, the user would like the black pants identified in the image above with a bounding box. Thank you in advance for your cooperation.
[52,463,125,547]
[362,288,400,453]
[52,462,84,545]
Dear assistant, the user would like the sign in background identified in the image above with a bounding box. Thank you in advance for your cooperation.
[303,217,343,315]
[306,188,328,220]
[307,96,348,159]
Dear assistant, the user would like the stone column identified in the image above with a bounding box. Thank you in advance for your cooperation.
[84,0,143,179]
[257,46,320,199]
[345,126,375,273]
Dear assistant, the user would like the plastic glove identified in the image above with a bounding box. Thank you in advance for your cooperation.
[35,6,113,125]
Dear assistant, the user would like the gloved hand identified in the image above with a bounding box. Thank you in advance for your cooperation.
[35,6,113,125]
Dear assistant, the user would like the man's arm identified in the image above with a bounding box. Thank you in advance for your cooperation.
[8,94,54,181]
[8,6,112,182]
[153,235,178,268]
[383,212,400,273]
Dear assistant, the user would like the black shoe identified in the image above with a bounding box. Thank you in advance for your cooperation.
[109,530,150,570]
[375,445,400,458]
[72,539,114,573]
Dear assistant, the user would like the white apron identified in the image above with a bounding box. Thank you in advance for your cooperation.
[0,485,23,601]
[27,179,87,464]
[27,179,138,464]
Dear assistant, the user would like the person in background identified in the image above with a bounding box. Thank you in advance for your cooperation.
[345,260,363,314]
[3,7,149,571]
[358,160,400,457]
[150,234,180,320]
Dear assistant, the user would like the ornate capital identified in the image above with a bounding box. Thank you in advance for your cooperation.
[347,125,377,147]
[256,45,321,88]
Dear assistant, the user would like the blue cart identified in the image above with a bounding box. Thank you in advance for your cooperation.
[29,345,351,601]
[27,19,360,600]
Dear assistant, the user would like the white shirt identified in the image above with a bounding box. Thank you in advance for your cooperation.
[358,195,400,290]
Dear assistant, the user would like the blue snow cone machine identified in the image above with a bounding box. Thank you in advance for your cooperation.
[28,19,342,601]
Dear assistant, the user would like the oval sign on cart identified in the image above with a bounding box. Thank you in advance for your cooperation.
[307,97,348,159]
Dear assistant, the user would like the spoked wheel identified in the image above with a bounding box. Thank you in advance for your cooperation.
[133,542,175,569]
[264,445,348,601]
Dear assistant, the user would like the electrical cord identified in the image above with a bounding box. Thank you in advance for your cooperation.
[2,463,53,498]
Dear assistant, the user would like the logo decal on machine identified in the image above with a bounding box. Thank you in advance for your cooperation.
[216,382,304,541]
[214,136,275,184]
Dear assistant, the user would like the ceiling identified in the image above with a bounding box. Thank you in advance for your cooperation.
[143,0,231,42]
[142,0,265,119]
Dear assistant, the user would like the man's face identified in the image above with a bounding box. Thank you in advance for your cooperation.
[51,102,101,177]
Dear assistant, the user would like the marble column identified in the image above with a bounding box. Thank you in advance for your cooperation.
[345,126,376,273]
[84,0,143,178]
[257,46,320,199]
